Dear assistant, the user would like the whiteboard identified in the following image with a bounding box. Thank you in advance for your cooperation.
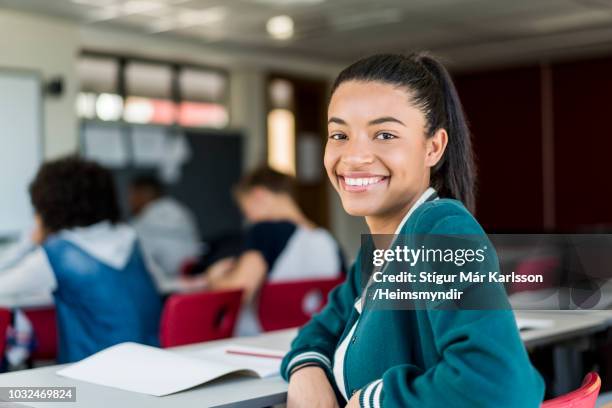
[0,71,42,237]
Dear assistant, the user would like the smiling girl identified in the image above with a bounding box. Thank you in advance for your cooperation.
[280,53,544,407]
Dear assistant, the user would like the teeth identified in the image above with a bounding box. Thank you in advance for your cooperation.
[344,177,383,186]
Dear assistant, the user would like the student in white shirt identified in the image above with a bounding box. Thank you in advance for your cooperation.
[184,167,345,335]
[129,175,202,291]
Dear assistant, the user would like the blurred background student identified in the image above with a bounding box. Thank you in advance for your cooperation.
[0,157,161,363]
[185,166,345,335]
[129,174,202,290]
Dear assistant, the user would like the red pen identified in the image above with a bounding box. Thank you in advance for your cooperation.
[225,349,284,360]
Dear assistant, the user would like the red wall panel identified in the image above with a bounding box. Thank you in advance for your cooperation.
[455,67,544,231]
[552,57,612,230]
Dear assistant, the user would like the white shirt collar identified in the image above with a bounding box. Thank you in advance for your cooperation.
[392,187,438,235]
[357,188,438,310]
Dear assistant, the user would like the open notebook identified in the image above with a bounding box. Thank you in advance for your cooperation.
[56,343,285,396]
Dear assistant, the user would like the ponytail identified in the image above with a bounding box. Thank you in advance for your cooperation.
[331,52,477,213]
[416,54,476,213]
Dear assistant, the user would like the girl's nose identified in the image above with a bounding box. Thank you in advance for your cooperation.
[340,135,374,167]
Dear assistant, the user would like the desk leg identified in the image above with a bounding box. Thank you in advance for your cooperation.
[552,342,586,396]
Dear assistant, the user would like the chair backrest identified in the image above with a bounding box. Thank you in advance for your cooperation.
[512,256,560,293]
[23,308,58,361]
[542,372,601,408]
[258,277,344,332]
[0,308,10,359]
[159,289,242,348]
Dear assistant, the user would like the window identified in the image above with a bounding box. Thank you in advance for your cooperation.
[77,56,124,122]
[124,62,176,125]
[76,53,230,129]
[125,62,173,99]
[78,56,118,94]
[178,68,229,128]
[267,79,295,175]
[267,108,296,176]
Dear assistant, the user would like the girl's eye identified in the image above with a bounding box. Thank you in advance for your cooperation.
[329,133,347,140]
[375,132,396,140]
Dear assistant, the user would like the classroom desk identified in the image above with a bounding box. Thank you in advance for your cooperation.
[516,310,610,348]
[0,329,295,408]
[516,310,612,396]
[0,294,54,309]
[1,311,611,408]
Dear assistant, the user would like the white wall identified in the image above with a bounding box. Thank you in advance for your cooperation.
[229,67,267,171]
[0,9,79,159]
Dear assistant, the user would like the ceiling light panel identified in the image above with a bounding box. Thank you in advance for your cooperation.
[523,9,612,33]
[148,6,226,33]
[121,0,166,14]
[267,15,294,39]
[177,6,227,26]
[329,8,402,31]
[70,0,118,6]
[252,0,327,5]
[431,0,576,26]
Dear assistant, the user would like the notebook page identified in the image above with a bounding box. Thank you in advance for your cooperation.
[57,342,248,396]
[189,345,284,378]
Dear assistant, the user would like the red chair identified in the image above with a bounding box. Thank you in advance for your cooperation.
[541,372,601,408]
[23,308,58,361]
[160,289,242,348]
[511,256,560,294]
[0,308,11,359]
[258,277,344,332]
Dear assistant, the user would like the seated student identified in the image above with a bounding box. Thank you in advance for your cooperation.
[185,167,344,335]
[282,53,544,407]
[128,175,202,289]
[0,157,161,363]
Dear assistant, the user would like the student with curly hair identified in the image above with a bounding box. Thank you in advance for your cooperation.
[0,157,161,363]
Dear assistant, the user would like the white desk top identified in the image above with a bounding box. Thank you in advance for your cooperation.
[0,293,54,309]
[0,329,296,408]
[515,310,609,348]
[1,311,611,407]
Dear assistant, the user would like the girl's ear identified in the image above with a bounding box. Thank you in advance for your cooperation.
[425,128,448,168]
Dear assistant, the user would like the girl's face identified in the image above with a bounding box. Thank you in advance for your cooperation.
[324,80,447,220]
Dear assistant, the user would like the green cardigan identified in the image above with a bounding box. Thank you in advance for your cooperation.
[281,198,545,407]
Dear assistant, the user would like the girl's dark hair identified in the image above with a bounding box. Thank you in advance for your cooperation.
[331,52,476,213]
[29,156,121,233]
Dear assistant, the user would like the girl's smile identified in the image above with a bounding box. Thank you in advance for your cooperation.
[337,172,389,193]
